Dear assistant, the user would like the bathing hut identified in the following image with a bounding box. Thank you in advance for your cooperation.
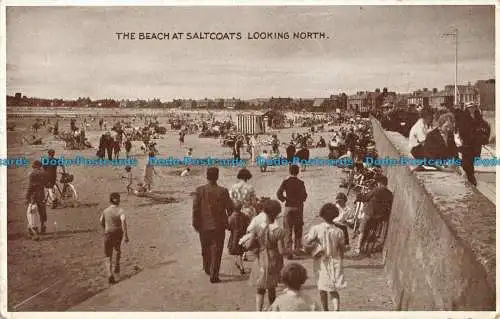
[236,113,266,135]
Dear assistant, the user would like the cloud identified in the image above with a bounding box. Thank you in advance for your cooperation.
[6,6,494,100]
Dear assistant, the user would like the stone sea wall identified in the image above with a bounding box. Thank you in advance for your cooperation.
[371,118,495,310]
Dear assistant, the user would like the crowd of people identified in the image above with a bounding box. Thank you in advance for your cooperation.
[22,110,401,311]
[191,155,393,311]
[408,102,491,186]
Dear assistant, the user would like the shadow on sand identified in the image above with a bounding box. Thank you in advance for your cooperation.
[219,273,250,283]
[136,195,179,207]
[9,228,97,241]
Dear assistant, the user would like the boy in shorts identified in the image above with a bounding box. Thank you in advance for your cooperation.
[99,193,129,284]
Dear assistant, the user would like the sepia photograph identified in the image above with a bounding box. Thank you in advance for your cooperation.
[3,3,496,313]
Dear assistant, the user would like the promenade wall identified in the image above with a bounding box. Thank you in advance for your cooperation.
[371,118,495,310]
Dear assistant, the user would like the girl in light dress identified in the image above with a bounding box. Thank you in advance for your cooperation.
[247,199,287,311]
[304,203,347,311]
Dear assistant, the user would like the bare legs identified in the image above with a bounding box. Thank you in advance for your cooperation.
[256,288,276,311]
[233,255,245,274]
[319,290,340,311]
[105,248,121,284]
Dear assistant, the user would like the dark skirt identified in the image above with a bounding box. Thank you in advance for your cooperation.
[295,149,310,161]
[228,231,245,255]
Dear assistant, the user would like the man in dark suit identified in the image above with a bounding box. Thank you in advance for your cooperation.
[295,145,310,171]
[192,167,233,283]
[285,141,296,163]
[455,102,490,186]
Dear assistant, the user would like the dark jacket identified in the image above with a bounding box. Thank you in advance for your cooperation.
[455,109,490,150]
[26,168,48,202]
[422,128,458,160]
[286,145,296,162]
[276,176,307,208]
[345,132,357,150]
[295,148,310,161]
[357,186,393,220]
[99,134,113,149]
[43,157,63,186]
[192,183,233,232]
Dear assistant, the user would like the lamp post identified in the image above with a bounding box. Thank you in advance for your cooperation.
[442,28,458,105]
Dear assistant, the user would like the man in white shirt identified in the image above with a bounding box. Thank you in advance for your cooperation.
[409,108,434,159]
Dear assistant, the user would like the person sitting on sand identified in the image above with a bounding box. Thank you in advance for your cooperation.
[259,150,270,172]
[181,167,191,177]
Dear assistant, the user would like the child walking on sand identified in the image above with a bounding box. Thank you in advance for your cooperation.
[144,152,159,192]
[268,263,319,311]
[99,193,129,284]
[122,166,133,193]
[227,203,251,275]
[304,203,346,311]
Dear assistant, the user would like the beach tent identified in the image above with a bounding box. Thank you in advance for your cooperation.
[236,113,265,135]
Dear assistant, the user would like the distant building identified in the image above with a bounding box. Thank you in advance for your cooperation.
[380,92,397,109]
[444,84,478,105]
[430,90,453,110]
[15,92,22,100]
[394,93,409,108]
[181,99,194,109]
[197,99,210,108]
[348,92,372,113]
[475,79,495,110]
[407,89,432,108]
[248,98,268,107]
[224,98,238,109]
[312,98,325,108]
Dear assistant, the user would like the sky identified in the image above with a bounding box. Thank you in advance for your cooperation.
[6,5,495,100]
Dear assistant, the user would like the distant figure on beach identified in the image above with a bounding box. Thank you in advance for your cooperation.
[286,141,296,163]
[144,152,159,192]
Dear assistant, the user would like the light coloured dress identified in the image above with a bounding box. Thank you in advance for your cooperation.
[268,288,320,311]
[144,164,155,186]
[304,222,346,292]
[249,223,285,289]
[230,180,257,218]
